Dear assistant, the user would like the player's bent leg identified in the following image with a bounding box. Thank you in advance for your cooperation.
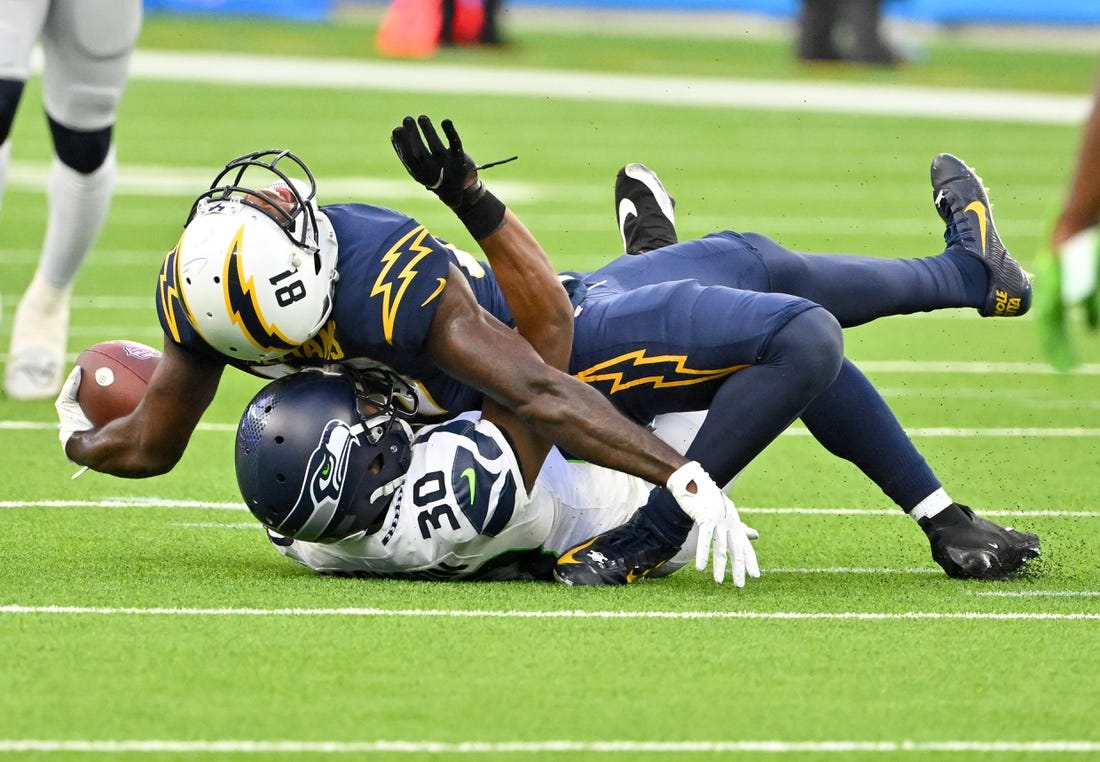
[555,307,843,586]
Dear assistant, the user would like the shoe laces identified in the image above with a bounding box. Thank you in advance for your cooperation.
[936,190,976,250]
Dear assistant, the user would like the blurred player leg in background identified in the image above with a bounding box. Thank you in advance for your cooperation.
[798,0,902,65]
[798,0,843,62]
[1037,58,1100,371]
[0,0,142,400]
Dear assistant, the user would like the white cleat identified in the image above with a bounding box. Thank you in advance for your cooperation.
[4,278,72,400]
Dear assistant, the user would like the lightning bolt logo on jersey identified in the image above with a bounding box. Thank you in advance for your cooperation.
[575,349,747,394]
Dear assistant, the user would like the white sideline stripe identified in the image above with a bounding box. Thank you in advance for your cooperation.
[4,500,1098,518]
[172,522,258,529]
[114,50,1091,126]
[2,740,1100,754]
[8,420,1100,438]
[2,605,1098,621]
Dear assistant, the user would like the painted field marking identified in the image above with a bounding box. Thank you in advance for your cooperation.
[2,605,1097,621]
[8,420,1100,438]
[5,499,1098,519]
[1,739,1099,754]
[972,590,1100,598]
[117,50,1090,126]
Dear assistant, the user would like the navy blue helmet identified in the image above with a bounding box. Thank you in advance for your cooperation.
[235,368,416,542]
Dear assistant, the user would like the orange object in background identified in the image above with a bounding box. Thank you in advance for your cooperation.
[376,0,443,57]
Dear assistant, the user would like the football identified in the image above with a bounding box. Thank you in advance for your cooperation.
[75,340,162,427]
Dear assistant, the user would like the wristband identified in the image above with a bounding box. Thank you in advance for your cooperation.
[455,183,507,240]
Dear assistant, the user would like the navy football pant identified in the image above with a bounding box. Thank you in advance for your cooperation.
[574,230,969,534]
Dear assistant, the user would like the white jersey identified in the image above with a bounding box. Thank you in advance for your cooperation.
[270,412,685,581]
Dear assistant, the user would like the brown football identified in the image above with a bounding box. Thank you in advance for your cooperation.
[75,340,161,427]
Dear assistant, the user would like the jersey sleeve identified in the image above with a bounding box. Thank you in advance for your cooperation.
[323,205,454,360]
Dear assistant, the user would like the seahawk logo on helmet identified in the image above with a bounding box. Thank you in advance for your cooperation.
[235,368,416,543]
[175,150,339,363]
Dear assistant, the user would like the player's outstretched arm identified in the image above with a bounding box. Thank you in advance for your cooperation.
[60,339,225,477]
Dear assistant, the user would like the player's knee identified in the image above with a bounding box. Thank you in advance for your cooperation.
[0,79,26,144]
[47,117,112,173]
[766,307,844,392]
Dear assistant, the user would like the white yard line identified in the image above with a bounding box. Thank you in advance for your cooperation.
[7,420,1100,438]
[5,499,1098,518]
[1,739,1099,754]
[972,590,1100,597]
[1,605,1097,620]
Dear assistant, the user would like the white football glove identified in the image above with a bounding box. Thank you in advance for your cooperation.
[55,366,92,459]
[666,461,760,587]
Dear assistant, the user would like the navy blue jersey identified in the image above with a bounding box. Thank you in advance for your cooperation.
[157,203,512,419]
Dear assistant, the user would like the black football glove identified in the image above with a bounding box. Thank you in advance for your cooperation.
[391,115,478,210]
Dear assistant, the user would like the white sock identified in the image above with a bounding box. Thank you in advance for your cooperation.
[910,488,953,522]
[36,147,117,289]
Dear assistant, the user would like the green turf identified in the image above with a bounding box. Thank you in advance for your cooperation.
[1,12,1099,761]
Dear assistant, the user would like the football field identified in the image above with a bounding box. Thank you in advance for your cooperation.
[2,13,1100,759]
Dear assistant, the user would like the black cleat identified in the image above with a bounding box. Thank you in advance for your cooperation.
[918,503,1041,580]
[931,153,1031,317]
[615,163,678,255]
[554,509,682,586]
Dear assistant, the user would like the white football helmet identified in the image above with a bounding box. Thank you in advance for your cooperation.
[175,150,339,363]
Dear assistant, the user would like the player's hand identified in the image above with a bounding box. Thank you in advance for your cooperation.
[55,366,92,458]
[666,461,760,586]
[391,115,477,209]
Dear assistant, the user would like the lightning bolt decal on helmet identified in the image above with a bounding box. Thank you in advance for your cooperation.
[174,150,340,363]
